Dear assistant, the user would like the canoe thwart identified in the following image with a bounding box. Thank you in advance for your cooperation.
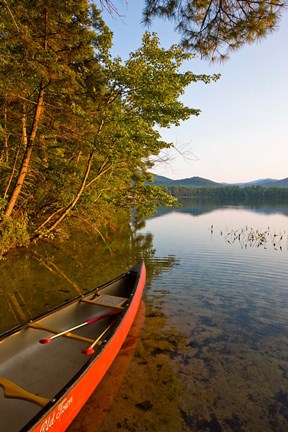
[81,294,128,310]
[0,377,49,408]
[28,323,94,344]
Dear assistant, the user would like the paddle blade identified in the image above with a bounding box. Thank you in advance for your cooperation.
[39,338,51,344]
[82,347,94,355]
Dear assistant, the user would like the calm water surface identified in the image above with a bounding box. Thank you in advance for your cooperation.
[89,204,288,432]
[1,202,288,431]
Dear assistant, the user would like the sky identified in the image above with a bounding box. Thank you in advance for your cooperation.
[101,2,288,183]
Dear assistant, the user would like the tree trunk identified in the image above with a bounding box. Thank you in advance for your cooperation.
[3,105,27,200]
[4,86,45,218]
[4,7,48,218]
[3,101,9,162]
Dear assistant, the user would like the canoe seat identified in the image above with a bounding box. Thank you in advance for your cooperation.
[81,294,128,310]
[0,377,49,407]
[28,322,94,343]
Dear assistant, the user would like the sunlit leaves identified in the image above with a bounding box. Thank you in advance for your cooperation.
[109,32,219,127]
[0,2,219,250]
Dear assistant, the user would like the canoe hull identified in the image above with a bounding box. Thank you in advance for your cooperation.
[33,263,146,432]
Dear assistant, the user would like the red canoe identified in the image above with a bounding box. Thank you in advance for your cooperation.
[0,261,146,432]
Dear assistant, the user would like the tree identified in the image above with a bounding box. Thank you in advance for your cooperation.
[84,32,220,217]
[0,2,218,255]
[0,0,113,250]
[143,0,286,60]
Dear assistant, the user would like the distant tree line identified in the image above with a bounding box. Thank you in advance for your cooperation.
[165,186,288,202]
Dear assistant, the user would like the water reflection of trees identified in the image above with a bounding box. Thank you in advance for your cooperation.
[152,199,288,219]
[0,212,177,334]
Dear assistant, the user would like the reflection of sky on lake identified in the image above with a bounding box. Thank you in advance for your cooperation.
[145,206,288,321]
[146,204,287,294]
[146,206,288,259]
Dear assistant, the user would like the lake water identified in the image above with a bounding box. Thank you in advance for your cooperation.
[73,202,288,432]
[1,201,288,431]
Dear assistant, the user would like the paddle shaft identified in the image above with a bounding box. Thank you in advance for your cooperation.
[82,319,117,354]
[90,320,116,349]
[39,309,120,343]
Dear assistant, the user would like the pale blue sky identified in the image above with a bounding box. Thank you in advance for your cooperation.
[102,2,288,183]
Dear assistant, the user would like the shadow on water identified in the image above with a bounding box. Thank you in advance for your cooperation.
[0,220,176,334]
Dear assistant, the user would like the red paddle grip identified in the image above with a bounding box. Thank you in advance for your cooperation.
[39,338,51,344]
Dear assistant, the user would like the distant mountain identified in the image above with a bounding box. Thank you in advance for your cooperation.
[150,174,222,187]
[264,178,288,187]
[235,178,275,187]
[174,176,222,187]
[149,174,288,188]
[147,174,176,186]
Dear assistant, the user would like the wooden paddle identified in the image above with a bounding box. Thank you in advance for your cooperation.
[38,309,120,344]
[0,377,49,407]
[82,319,117,355]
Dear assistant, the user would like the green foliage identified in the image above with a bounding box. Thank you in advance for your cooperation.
[0,216,30,258]
[0,2,217,254]
[0,198,7,220]
[106,183,179,217]
[109,33,219,127]
[143,0,285,60]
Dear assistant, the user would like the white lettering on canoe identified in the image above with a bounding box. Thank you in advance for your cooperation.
[56,397,73,419]
[39,397,73,431]
[39,412,55,432]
